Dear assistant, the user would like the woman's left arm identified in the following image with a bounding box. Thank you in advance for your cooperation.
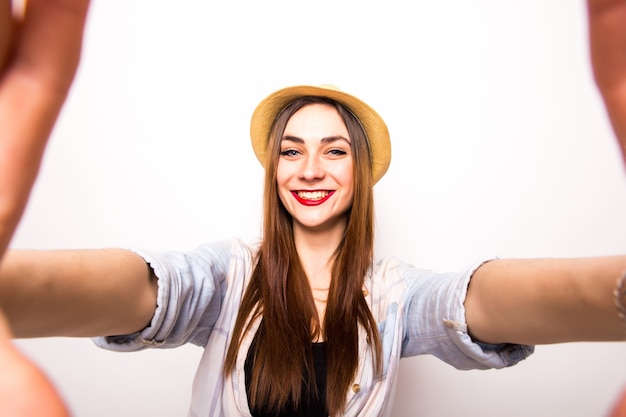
[464,256,626,345]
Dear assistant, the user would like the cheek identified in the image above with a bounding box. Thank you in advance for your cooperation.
[275,163,292,204]
[276,162,290,189]
[275,184,294,218]
[340,163,355,193]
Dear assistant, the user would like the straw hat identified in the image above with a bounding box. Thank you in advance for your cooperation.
[250,84,391,184]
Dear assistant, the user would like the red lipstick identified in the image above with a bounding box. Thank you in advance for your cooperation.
[291,190,334,206]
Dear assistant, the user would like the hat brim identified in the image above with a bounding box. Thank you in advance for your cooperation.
[250,85,391,184]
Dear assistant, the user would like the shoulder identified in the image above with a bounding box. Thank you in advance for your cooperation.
[369,256,436,293]
[188,237,260,266]
[368,257,490,306]
[366,257,412,319]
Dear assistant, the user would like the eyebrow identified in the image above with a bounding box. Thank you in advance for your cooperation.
[281,135,351,145]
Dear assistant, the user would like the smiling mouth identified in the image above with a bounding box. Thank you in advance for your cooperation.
[297,191,330,200]
[292,190,334,206]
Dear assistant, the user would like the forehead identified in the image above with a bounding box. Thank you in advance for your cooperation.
[283,103,349,140]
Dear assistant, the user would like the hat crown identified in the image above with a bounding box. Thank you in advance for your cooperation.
[316,83,340,91]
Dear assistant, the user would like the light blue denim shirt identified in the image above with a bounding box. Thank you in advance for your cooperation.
[94,238,533,417]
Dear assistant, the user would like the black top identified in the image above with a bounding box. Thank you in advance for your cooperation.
[244,337,329,417]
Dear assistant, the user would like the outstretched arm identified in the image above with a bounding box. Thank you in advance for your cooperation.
[464,256,626,345]
[0,248,158,338]
[587,0,626,166]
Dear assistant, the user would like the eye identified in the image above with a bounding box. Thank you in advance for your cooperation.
[280,149,301,158]
[326,148,348,157]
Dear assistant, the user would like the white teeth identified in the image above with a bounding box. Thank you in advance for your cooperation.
[297,191,329,200]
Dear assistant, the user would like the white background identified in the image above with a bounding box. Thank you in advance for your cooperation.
[10,0,626,416]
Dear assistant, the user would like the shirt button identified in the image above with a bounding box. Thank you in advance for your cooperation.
[362,288,369,297]
[352,384,361,393]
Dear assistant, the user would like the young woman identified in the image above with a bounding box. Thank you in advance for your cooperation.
[0,1,625,417]
[0,83,623,417]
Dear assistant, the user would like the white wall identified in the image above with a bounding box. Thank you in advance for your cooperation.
[11,0,626,416]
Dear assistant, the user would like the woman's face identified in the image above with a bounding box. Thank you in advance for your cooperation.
[276,103,354,235]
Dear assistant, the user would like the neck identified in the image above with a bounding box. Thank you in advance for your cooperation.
[293,221,345,288]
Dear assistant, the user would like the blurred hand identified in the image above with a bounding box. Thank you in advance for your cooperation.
[587,0,626,166]
[0,1,90,415]
[0,0,90,257]
[609,387,626,417]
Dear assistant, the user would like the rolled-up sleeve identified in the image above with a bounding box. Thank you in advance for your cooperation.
[399,260,534,370]
[93,240,234,352]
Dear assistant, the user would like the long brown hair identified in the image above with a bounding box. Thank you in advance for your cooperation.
[224,97,382,416]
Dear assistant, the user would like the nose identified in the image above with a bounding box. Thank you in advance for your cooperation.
[298,153,325,181]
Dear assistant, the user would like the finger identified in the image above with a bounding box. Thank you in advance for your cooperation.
[0,0,91,255]
[609,387,626,417]
[0,0,92,162]
[0,0,12,70]
[586,0,626,166]
[0,307,71,416]
[12,0,91,95]
[587,0,626,92]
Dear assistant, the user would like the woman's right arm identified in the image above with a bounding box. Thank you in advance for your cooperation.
[0,248,158,338]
